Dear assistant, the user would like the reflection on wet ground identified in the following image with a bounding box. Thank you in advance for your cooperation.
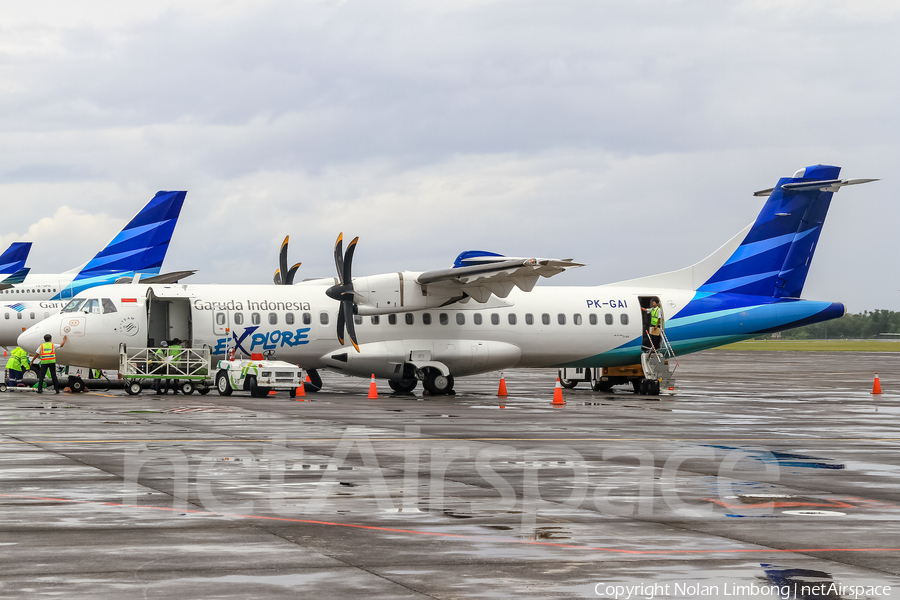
[1,351,899,598]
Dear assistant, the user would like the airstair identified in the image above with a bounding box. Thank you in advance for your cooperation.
[640,329,678,394]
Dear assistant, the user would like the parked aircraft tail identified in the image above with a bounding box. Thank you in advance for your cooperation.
[617,165,876,298]
[59,191,187,299]
[0,242,31,274]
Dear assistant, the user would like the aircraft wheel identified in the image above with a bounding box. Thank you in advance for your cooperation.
[23,369,37,385]
[423,370,454,395]
[388,378,417,393]
[180,381,195,395]
[126,381,142,395]
[216,372,233,396]
[69,377,86,393]
[648,380,660,396]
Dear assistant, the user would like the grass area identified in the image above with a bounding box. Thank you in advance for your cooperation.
[716,339,900,352]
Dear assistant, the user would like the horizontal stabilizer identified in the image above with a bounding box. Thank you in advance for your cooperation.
[114,270,197,284]
[0,267,31,291]
[753,178,878,196]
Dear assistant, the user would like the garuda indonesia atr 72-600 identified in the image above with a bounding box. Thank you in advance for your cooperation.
[19,165,875,396]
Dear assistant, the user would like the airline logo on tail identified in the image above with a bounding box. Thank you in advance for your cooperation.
[0,242,32,274]
[56,191,187,300]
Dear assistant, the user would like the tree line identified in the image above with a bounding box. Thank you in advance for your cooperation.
[772,310,900,340]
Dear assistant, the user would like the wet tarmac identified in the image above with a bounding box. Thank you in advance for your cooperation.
[1,350,898,599]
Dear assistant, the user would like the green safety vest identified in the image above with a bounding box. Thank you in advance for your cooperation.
[5,347,29,371]
[650,306,661,327]
[168,345,183,359]
[38,342,56,363]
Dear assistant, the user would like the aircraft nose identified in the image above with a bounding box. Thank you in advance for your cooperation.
[18,323,46,351]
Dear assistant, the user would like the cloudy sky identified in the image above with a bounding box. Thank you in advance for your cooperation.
[2,1,897,312]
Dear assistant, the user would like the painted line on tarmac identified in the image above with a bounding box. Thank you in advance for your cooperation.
[2,437,900,445]
[1,493,898,556]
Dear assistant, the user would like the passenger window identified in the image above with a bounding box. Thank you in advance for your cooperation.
[456,313,465,325]
[574,314,582,325]
[525,313,533,325]
[557,313,566,325]
[422,313,432,325]
[620,314,629,325]
[542,313,550,325]
[30,312,35,319]
[285,313,294,325]
[44,312,49,318]
[474,313,482,325]
[303,312,312,325]
[234,313,244,325]
[216,312,226,325]
[388,314,397,325]
[605,313,613,325]
[101,298,117,314]
[354,315,363,325]
[439,313,449,325]
[252,312,261,325]
[589,314,598,325]
[268,313,278,325]
[508,313,516,325]
[405,313,414,325]
[491,313,499,325]
[17,313,22,319]
[3,314,8,320]
[371,315,380,325]
[319,312,329,325]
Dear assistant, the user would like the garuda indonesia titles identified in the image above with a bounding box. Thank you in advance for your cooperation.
[18,165,876,395]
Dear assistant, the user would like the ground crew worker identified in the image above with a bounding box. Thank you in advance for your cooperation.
[34,334,67,394]
[5,346,30,387]
[168,338,184,394]
[642,299,662,351]
[154,341,169,395]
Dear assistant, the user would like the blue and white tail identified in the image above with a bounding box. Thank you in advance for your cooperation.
[0,242,31,275]
[619,165,875,298]
[57,191,186,299]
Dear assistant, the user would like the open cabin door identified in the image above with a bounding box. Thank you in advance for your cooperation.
[146,289,193,347]
[638,295,664,351]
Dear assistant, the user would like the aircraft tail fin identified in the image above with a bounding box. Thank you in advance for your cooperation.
[698,165,876,298]
[65,191,187,293]
[612,165,875,297]
[0,242,32,274]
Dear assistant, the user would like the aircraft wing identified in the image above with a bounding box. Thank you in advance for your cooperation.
[417,257,583,303]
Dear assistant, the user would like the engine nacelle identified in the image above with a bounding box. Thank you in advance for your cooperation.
[352,272,460,315]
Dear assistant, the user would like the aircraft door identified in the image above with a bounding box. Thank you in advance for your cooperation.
[638,295,664,351]
[213,310,230,336]
[147,296,193,346]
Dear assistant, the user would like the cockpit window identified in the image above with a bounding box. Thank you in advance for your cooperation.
[101,298,117,314]
[61,299,86,313]
[83,299,100,314]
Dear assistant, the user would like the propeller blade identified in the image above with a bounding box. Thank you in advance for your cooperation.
[279,236,290,284]
[343,301,360,352]
[336,305,346,346]
[334,233,345,284]
[274,269,282,285]
[286,262,302,285]
[343,236,358,285]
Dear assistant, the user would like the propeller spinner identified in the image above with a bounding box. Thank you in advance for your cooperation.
[273,235,302,285]
[325,233,361,352]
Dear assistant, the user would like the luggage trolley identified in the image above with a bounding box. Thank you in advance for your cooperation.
[118,343,212,396]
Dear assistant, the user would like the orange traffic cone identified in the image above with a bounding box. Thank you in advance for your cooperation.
[552,377,565,405]
[367,374,378,399]
[306,374,312,383]
[497,372,508,397]
[872,373,883,395]
[268,389,278,396]
[295,381,306,400]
